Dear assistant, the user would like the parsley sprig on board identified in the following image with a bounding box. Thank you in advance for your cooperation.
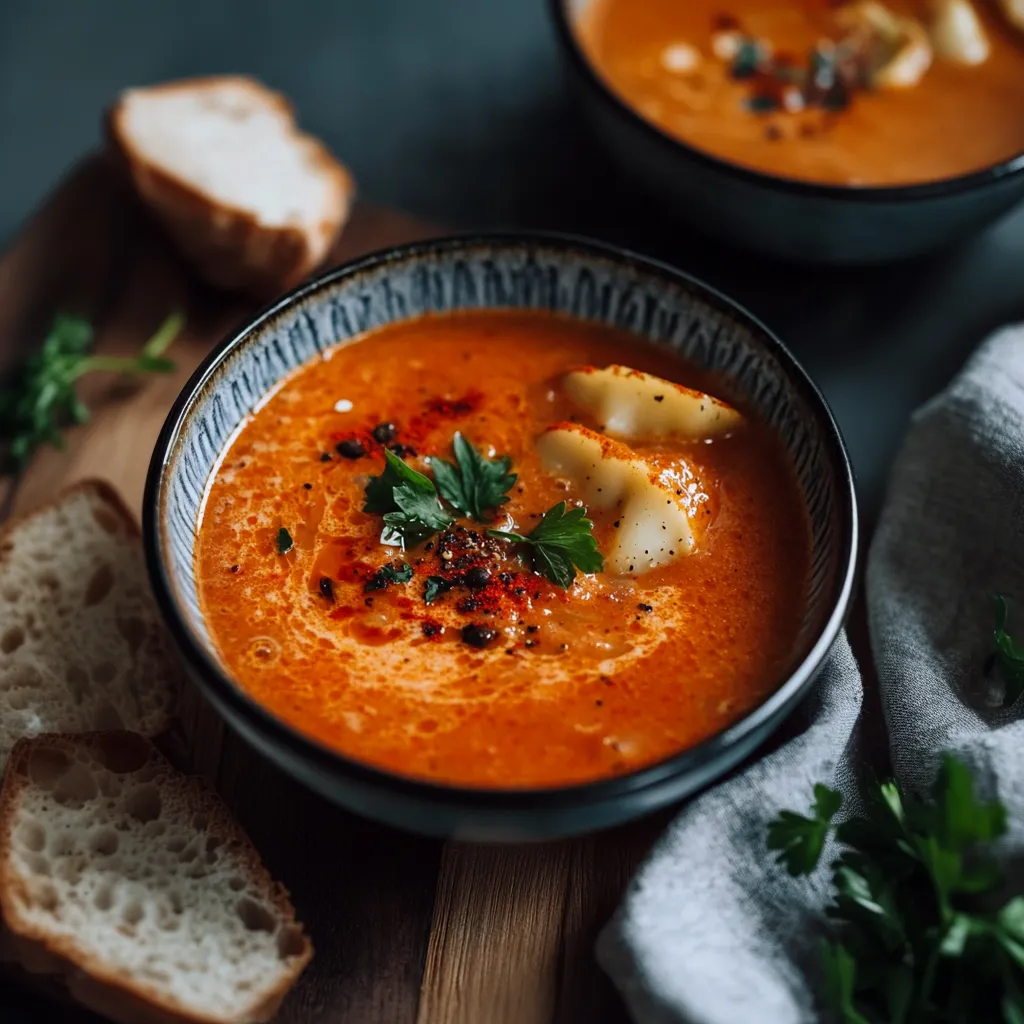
[769,756,1024,1024]
[488,501,604,588]
[0,312,183,470]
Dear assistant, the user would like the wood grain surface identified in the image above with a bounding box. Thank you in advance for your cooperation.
[0,154,648,1024]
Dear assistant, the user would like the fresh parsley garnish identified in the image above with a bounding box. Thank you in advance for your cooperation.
[276,527,293,554]
[767,783,842,877]
[363,448,454,548]
[993,594,1024,706]
[424,575,453,605]
[488,501,603,588]
[0,312,183,470]
[364,562,413,592]
[431,432,516,522]
[770,755,1022,1024]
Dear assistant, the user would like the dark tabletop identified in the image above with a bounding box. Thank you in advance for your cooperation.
[3,1,1024,1020]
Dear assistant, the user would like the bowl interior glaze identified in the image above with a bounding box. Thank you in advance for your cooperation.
[149,235,856,806]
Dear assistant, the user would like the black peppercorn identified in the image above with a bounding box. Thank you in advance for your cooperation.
[464,566,491,590]
[336,438,366,460]
[372,422,397,444]
[462,623,498,649]
[319,577,335,602]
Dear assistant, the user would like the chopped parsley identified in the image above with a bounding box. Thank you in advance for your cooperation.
[424,575,454,605]
[431,432,516,522]
[276,527,293,554]
[364,562,414,592]
[488,501,603,589]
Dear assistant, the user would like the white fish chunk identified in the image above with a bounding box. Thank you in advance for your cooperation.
[563,365,743,443]
[929,0,990,65]
[536,423,697,575]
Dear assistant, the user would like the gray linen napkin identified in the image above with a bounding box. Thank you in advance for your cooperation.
[597,325,1024,1023]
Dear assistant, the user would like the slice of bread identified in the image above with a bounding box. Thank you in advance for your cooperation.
[108,75,355,297]
[0,480,181,770]
[0,731,312,1024]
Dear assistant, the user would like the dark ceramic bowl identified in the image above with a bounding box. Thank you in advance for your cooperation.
[144,234,857,841]
[550,0,1024,264]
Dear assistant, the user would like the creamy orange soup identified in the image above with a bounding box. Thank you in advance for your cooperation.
[195,311,810,788]
[578,0,1024,185]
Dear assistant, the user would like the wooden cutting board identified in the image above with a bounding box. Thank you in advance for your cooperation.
[0,153,664,1024]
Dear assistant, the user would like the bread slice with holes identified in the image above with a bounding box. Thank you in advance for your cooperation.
[108,75,355,297]
[0,731,311,1024]
[0,479,181,770]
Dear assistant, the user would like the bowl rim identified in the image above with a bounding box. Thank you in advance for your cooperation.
[144,231,859,812]
[548,0,1024,203]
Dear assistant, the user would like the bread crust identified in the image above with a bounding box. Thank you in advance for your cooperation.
[107,75,355,298]
[0,477,139,553]
[0,732,312,1024]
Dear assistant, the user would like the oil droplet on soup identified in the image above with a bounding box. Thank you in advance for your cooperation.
[194,311,811,787]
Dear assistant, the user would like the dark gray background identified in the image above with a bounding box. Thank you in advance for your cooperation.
[5,0,1024,517]
[3,0,1024,1019]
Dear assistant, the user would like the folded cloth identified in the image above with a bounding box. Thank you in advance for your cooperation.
[597,326,1024,1023]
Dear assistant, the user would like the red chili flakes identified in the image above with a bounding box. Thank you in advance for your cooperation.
[403,391,484,450]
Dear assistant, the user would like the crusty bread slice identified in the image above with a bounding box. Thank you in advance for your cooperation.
[0,480,181,770]
[108,75,355,297]
[0,732,311,1024]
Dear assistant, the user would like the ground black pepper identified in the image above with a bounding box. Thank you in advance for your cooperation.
[336,438,366,459]
[462,623,498,649]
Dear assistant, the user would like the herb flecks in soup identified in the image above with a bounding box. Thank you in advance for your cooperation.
[195,312,810,788]
[578,0,1024,186]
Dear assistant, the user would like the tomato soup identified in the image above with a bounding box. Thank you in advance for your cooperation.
[195,312,810,788]
[577,0,1024,186]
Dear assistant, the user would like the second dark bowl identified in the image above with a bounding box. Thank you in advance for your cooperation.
[550,0,1024,264]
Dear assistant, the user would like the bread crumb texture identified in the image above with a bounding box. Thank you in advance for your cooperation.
[0,732,311,1023]
[0,482,181,770]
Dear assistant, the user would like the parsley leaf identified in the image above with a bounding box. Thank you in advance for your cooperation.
[770,756,1023,1023]
[488,501,603,588]
[432,432,516,522]
[994,594,1024,706]
[424,575,453,604]
[364,448,454,548]
[363,448,436,514]
[0,312,183,470]
[364,562,413,592]
[766,783,842,876]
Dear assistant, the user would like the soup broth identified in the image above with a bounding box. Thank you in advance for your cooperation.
[577,0,1024,186]
[195,311,811,788]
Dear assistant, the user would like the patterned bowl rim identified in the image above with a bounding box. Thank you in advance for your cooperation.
[143,231,859,808]
[549,0,1024,203]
